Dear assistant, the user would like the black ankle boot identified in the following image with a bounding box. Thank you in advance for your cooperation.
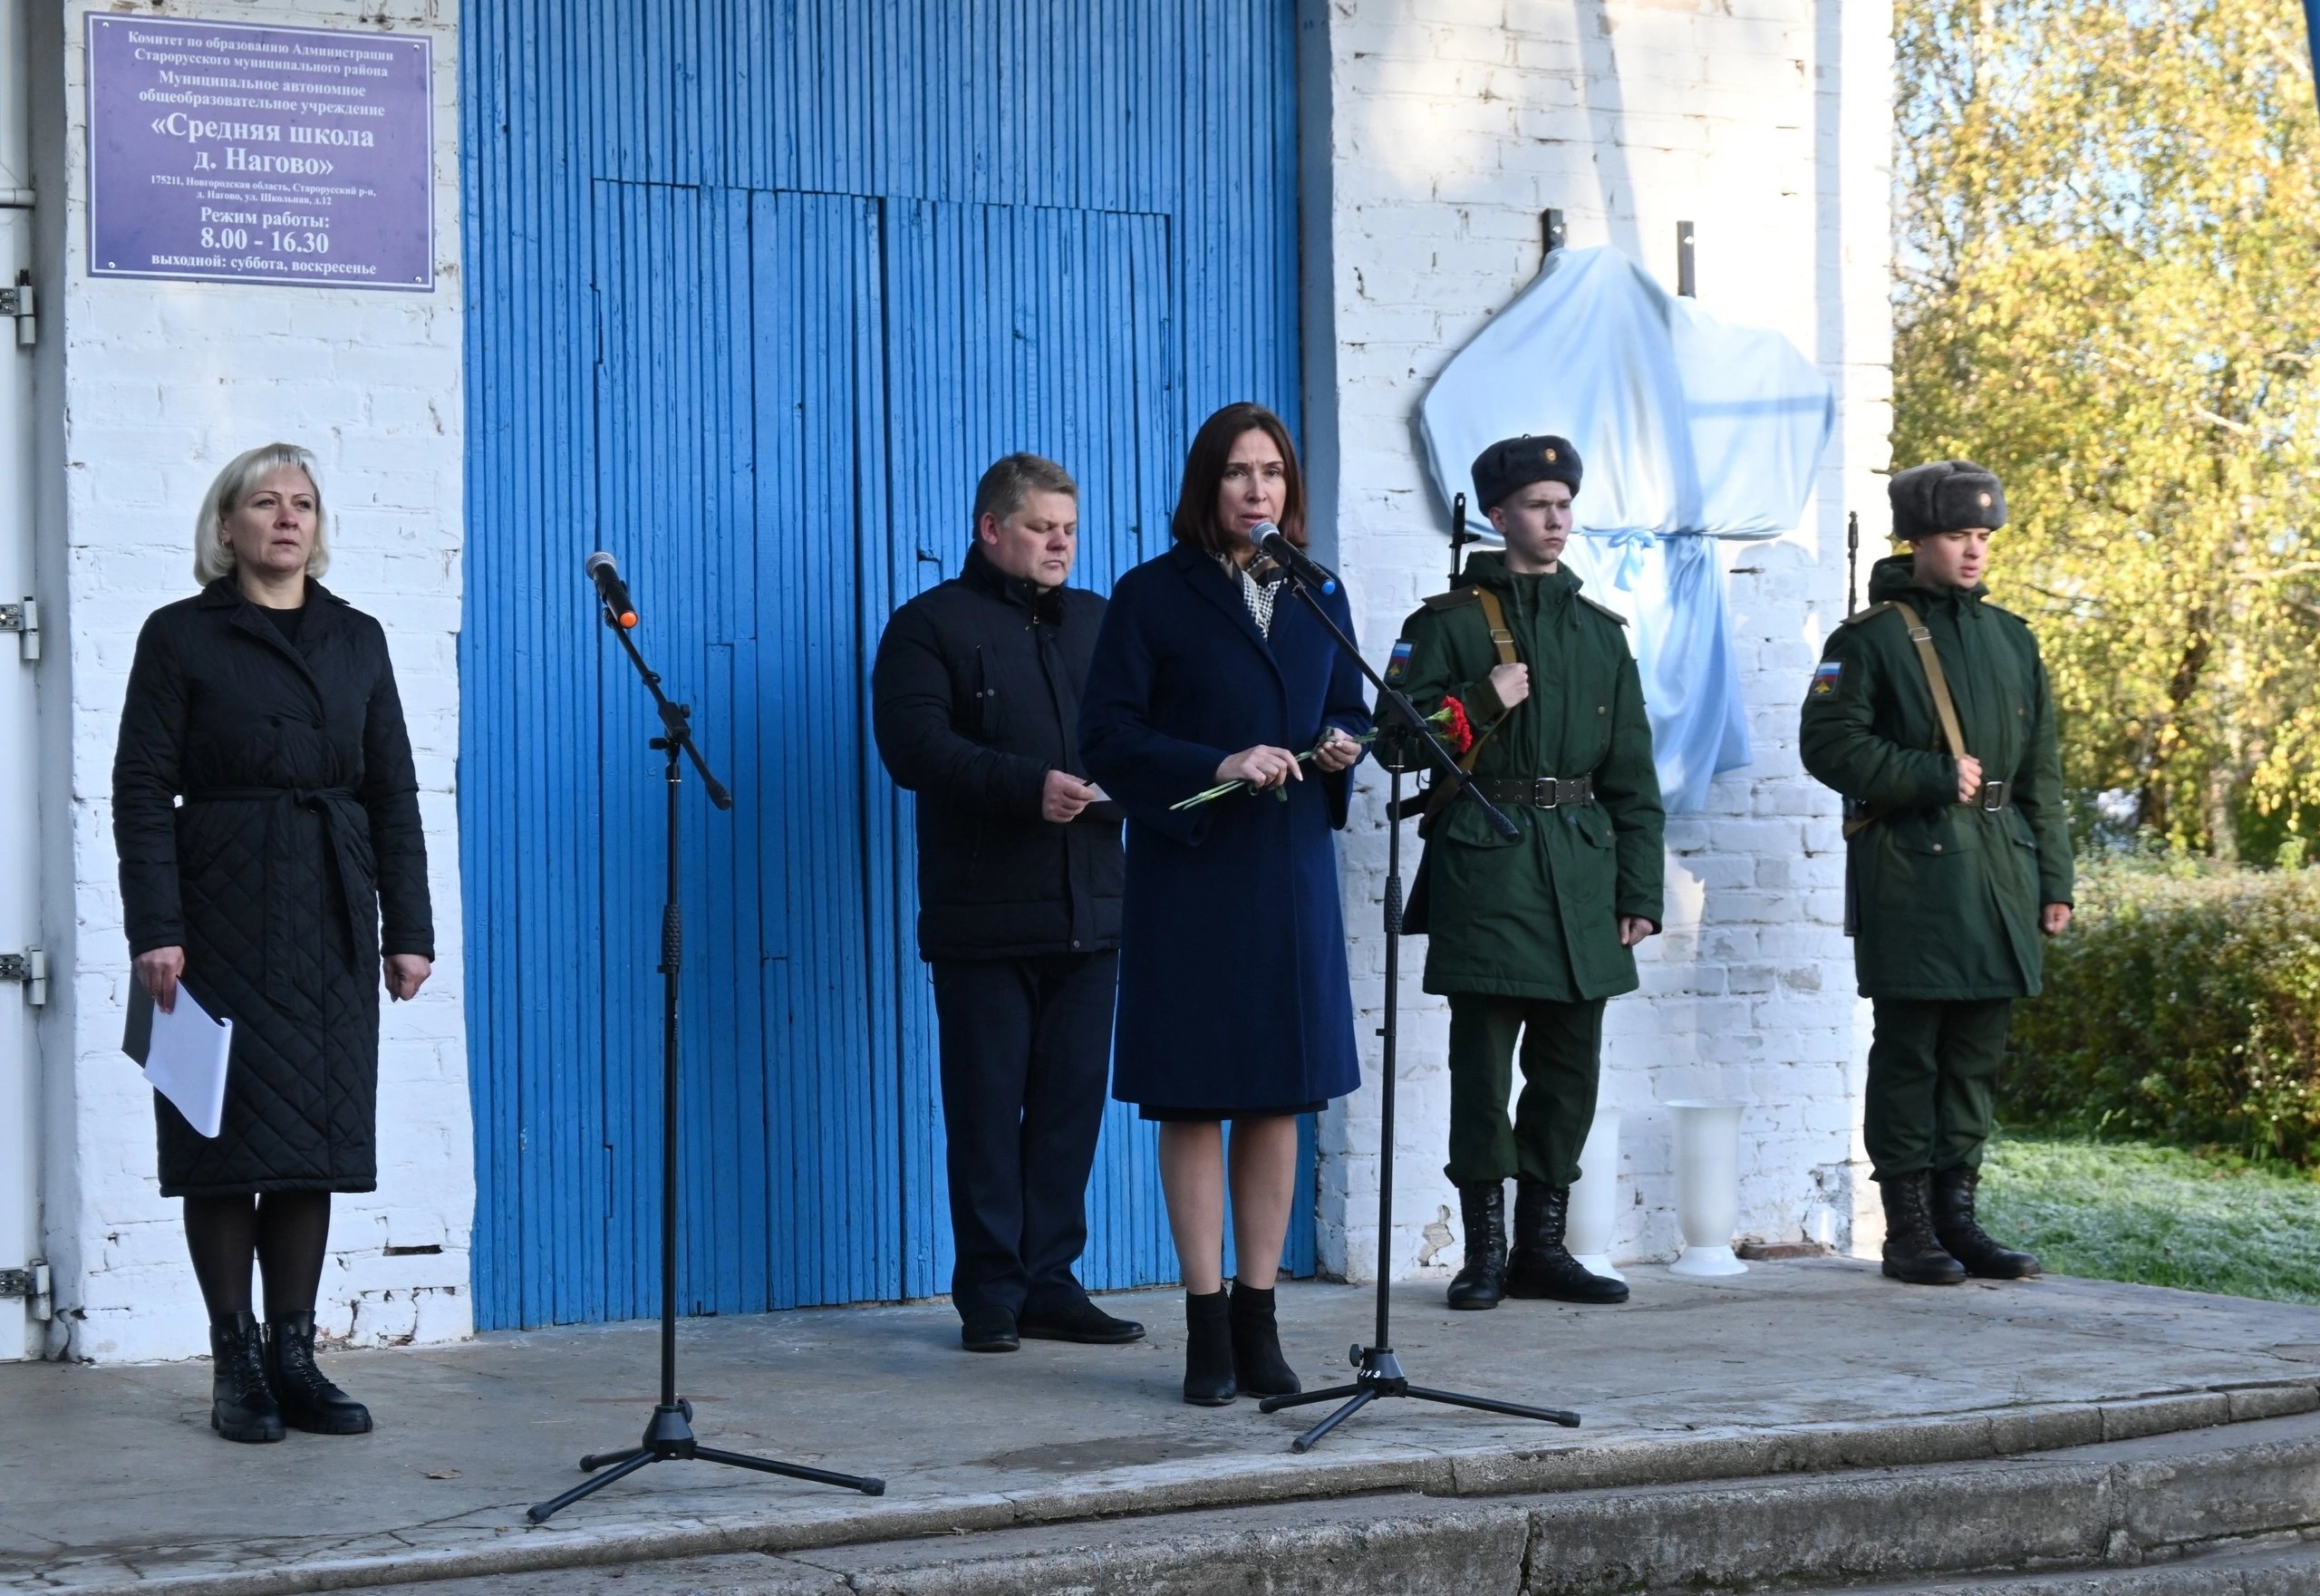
[1880,1171,1968,1285]
[1182,1290,1237,1407]
[1228,1281,1300,1397]
[1506,1180,1629,1304]
[209,1311,285,1444]
[1445,1182,1508,1311]
[1931,1167,2040,1280]
[264,1311,372,1434]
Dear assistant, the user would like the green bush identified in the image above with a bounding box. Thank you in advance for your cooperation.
[2006,864,2320,1165]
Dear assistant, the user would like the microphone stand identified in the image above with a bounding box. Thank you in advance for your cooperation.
[1260,567,1581,1454]
[529,601,885,1522]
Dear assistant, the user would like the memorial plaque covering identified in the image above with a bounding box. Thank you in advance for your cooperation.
[85,15,434,291]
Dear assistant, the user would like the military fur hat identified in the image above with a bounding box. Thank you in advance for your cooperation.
[1889,459,2006,540]
[1471,434,1582,512]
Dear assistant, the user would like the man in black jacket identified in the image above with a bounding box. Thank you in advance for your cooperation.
[872,453,1139,1354]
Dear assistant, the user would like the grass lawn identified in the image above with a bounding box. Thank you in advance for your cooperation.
[1977,1135,2320,1306]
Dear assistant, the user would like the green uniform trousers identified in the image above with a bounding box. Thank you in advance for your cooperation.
[1864,997,2014,1178]
[1445,992,1606,1188]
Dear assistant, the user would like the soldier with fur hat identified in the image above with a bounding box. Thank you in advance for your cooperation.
[1396,435,1665,1311]
[1799,460,2073,1286]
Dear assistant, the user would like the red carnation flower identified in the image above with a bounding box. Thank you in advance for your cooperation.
[1438,696,1476,755]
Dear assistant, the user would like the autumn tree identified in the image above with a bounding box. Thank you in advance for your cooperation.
[1893,0,2320,860]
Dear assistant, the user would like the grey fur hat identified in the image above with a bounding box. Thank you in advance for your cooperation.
[1472,434,1581,512]
[1889,459,2006,540]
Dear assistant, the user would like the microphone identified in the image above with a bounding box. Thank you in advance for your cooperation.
[585,551,638,629]
[1249,520,1338,595]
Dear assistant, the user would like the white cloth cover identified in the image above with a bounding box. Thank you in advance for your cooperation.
[1417,246,1835,810]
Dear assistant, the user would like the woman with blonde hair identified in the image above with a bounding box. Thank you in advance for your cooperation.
[113,442,433,1443]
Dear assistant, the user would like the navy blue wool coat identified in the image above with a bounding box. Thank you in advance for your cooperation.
[1079,542,1372,1114]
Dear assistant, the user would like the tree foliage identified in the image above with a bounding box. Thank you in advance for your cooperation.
[1894,0,2320,859]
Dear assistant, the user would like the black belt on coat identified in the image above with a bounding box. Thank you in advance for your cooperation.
[1968,780,2014,811]
[1474,775,1596,809]
[183,785,372,955]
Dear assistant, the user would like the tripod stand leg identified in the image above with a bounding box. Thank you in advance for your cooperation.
[1289,1388,1378,1454]
[1403,1386,1580,1427]
[578,1446,646,1472]
[692,1446,886,1495]
[527,1449,656,1523]
[1257,1380,1361,1415]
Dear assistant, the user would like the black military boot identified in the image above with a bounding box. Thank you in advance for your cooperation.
[264,1311,373,1434]
[1931,1167,2041,1280]
[1445,1182,1508,1310]
[208,1311,285,1444]
[1227,1280,1300,1398]
[1506,1180,1629,1304]
[1879,1171,1968,1285]
[1181,1290,1238,1407]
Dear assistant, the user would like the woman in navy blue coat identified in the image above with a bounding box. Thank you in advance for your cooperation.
[1079,402,1371,1406]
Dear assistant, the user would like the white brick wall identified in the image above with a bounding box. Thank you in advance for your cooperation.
[1310,0,1892,1282]
[26,0,1889,1356]
[41,0,469,1362]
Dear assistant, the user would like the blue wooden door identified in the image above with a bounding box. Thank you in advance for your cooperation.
[460,0,1312,1329]
[880,198,1181,1297]
[590,182,903,1320]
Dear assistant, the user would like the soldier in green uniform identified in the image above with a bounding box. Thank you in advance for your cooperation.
[1800,460,2074,1286]
[1398,436,1665,1311]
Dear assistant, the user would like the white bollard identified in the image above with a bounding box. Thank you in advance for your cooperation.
[1565,1104,1624,1282]
[1667,1099,1748,1277]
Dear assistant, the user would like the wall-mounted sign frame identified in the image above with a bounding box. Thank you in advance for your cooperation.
[85,15,434,292]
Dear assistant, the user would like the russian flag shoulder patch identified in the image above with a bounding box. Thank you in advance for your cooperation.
[1810,660,1843,698]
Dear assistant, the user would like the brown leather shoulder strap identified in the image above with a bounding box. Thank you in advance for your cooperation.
[1417,587,1521,837]
[1841,601,1967,841]
[1889,601,1968,760]
[1471,586,1518,668]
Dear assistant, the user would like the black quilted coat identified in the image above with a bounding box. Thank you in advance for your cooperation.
[113,580,433,1196]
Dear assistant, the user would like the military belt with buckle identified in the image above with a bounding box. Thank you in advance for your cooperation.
[1972,779,2012,812]
[1474,774,1596,809]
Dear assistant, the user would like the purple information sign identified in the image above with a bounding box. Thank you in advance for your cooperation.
[85,15,434,292]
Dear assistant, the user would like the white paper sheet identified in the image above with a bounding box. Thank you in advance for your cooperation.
[123,981,234,1138]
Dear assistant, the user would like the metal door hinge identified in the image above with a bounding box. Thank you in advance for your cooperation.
[0,950,46,1006]
[0,1263,54,1321]
[0,599,38,662]
[1,272,35,347]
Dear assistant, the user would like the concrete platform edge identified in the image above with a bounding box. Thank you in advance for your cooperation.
[28,1380,2319,1596]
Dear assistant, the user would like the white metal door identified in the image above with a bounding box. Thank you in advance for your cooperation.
[0,0,46,1360]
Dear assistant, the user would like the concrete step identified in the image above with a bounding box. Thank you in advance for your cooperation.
[335,1410,2320,1596]
[1843,1535,2320,1592]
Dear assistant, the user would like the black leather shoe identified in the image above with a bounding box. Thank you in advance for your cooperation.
[959,1305,1020,1352]
[210,1311,285,1444]
[1880,1170,1969,1285]
[1019,1294,1145,1344]
[1445,1182,1508,1311]
[1227,1280,1300,1397]
[1506,1180,1629,1304]
[1182,1290,1237,1406]
[1931,1166,2041,1280]
[263,1311,372,1435]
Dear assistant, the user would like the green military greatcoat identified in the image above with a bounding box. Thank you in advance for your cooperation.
[1399,553,1666,1001]
[1800,554,2074,1001]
